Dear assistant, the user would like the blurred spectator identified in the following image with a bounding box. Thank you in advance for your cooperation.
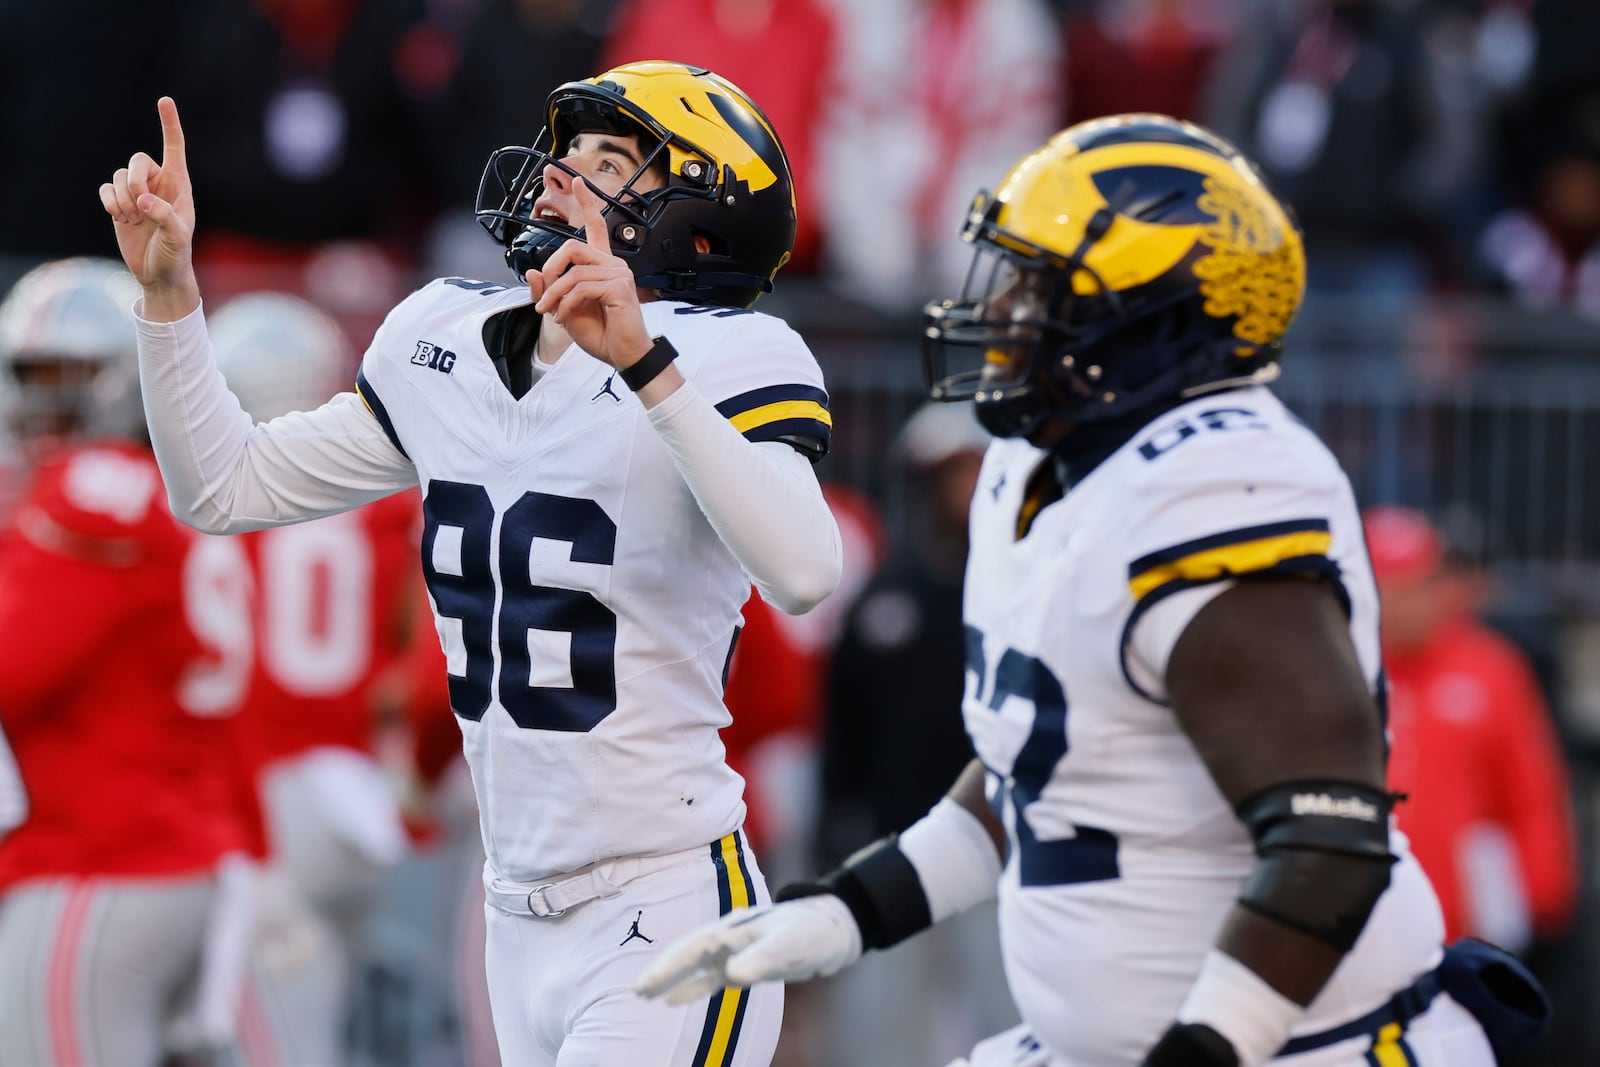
[168,0,446,338]
[378,577,505,1066]
[1056,0,1241,125]
[723,482,885,892]
[600,0,837,274]
[1405,0,1543,274]
[814,403,1014,1067]
[1518,0,1600,104]
[1366,504,1579,952]
[815,0,1061,310]
[0,258,257,1065]
[818,407,985,860]
[426,0,614,280]
[0,0,181,279]
[1204,0,1462,296]
[1475,99,1600,319]
[210,293,421,1066]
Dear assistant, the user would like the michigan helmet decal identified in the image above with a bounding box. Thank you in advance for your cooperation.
[922,114,1305,439]
[476,61,797,308]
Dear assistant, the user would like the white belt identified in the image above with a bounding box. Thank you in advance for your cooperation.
[484,838,724,919]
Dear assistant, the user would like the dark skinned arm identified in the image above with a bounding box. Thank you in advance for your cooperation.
[1165,576,1387,1006]
[945,756,1009,861]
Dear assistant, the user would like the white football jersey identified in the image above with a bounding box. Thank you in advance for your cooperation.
[356,279,830,883]
[961,386,1445,1064]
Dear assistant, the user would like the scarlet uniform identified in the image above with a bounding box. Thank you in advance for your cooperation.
[228,492,424,1067]
[237,490,421,769]
[0,443,252,889]
[1386,618,1578,943]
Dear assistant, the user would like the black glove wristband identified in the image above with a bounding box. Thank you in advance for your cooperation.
[775,834,933,951]
[619,335,678,392]
[1141,1023,1240,1067]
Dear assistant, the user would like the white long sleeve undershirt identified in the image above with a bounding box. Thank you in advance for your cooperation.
[134,301,841,615]
[644,376,841,614]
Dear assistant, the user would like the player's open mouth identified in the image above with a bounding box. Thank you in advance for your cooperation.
[537,209,570,225]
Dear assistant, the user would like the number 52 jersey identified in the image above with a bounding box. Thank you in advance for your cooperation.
[961,386,1446,1064]
[355,279,831,884]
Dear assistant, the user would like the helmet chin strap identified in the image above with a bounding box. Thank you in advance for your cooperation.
[506,228,576,278]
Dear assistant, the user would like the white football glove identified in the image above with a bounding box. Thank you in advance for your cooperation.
[634,894,863,1005]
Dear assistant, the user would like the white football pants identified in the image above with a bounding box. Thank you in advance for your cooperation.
[955,991,1496,1067]
[482,830,782,1067]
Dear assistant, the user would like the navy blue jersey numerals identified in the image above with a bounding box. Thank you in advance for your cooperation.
[965,625,1120,888]
[423,481,618,732]
[672,305,753,318]
[1138,406,1268,461]
[498,492,617,731]
[423,482,496,721]
[442,278,513,296]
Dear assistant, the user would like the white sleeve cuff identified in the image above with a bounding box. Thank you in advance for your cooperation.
[898,798,1002,923]
[1176,949,1303,1067]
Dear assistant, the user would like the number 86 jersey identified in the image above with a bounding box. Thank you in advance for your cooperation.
[355,279,831,885]
[960,387,1446,1065]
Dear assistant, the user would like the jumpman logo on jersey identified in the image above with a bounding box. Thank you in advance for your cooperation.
[591,372,622,404]
[989,470,1008,500]
[620,910,654,946]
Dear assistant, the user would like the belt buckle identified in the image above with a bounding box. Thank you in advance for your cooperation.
[526,884,566,918]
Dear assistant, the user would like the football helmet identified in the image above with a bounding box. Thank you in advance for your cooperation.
[0,257,143,458]
[476,60,796,309]
[923,114,1306,439]
[209,293,353,422]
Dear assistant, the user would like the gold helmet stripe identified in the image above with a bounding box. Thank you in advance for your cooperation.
[583,64,782,193]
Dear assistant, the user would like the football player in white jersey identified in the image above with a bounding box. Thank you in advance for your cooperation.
[100,61,841,1067]
[639,118,1551,1066]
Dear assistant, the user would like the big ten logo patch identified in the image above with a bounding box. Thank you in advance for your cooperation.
[412,341,458,373]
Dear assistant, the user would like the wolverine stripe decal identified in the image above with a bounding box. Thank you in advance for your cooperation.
[1364,1023,1420,1067]
[355,370,410,460]
[715,385,831,450]
[1127,519,1332,601]
[692,832,756,1067]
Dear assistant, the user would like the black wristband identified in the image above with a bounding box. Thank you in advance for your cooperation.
[619,335,678,392]
[1141,1023,1240,1067]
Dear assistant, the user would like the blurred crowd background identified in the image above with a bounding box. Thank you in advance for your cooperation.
[3,0,1600,1064]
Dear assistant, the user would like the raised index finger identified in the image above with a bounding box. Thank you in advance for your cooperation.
[572,177,611,256]
[157,96,187,174]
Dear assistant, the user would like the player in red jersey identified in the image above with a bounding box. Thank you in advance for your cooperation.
[0,257,257,1067]
[0,431,24,843]
[208,292,424,1067]
[1365,506,1578,949]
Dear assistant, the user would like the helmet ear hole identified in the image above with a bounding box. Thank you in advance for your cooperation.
[693,229,726,257]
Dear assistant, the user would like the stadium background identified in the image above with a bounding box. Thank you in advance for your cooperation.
[3,0,1599,1064]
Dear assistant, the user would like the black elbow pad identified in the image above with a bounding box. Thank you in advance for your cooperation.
[1235,780,1398,952]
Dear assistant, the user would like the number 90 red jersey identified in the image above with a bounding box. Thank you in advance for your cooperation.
[0,443,254,890]
[234,490,423,770]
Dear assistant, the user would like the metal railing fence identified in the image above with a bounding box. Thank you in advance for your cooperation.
[781,289,1600,609]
